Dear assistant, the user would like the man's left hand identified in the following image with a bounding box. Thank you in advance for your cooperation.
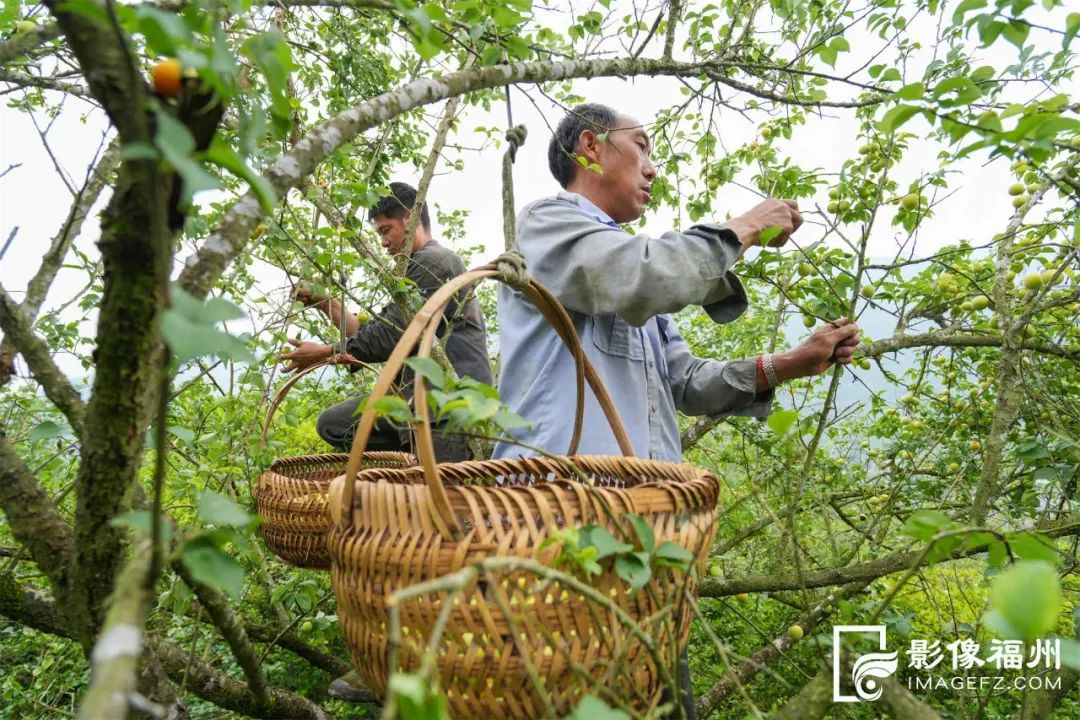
[773,318,861,381]
[278,338,333,373]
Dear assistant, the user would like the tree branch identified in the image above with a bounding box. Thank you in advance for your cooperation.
[153,639,331,720]
[682,324,1080,451]
[0,576,321,719]
[42,0,148,142]
[699,516,1080,596]
[768,666,832,720]
[880,676,944,719]
[174,561,271,707]
[177,55,885,300]
[0,138,119,386]
[862,331,1080,364]
[662,0,681,59]
[242,622,354,679]
[78,538,154,720]
[0,68,91,96]
[971,157,1079,525]
[0,575,70,638]
[681,415,727,450]
[0,430,77,597]
[0,22,63,65]
[0,284,87,434]
[696,581,869,716]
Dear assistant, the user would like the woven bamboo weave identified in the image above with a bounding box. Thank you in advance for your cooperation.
[255,357,415,569]
[257,450,415,569]
[328,267,721,717]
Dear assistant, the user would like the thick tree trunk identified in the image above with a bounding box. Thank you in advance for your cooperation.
[70,161,171,647]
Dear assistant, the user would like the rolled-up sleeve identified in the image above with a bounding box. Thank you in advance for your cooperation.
[662,321,773,420]
[519,198,749,326]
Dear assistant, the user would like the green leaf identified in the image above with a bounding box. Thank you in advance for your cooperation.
[388,671,449,719]
[568,695,631,720]
[155,109,195,156]
[203,138,276,212]
[654,541,694,570]
[816,36,850,68]
[136,4,192,56]
[580,526,633,560]
[167,425,195,445]
[894,82,925,101]
[161,286,252,364]
[120,142,160,161]
[110,510,173,547]
[55,0,109,27]
[155,110,221,205]
[615,552,652,593]
[1008,532,1058,564]
[479,43,503,66]
[933,76,982,106]
[368,396,414,424]
[1000,19,1030,49]
[405,357,446,389]
[161,311,247,364]
[877,105,922,133]
[491,5,524,28]
[902,509,953,542]
[493,409,532,432]
[987,540,1008,568]
[201,297,246,324]
[197,490,252,528]
[1064,12,1080,49]
[976,16,1005,46]
[29,420,65,442]
[181,539,245,600]
[767,409,798,437]
[952,0,987,23]
[241,32,294,137]
[985,561,1062,641]
[625,513,655,553]
[759,225,783,245]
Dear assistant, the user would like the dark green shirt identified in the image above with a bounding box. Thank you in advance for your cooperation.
[340,240,493,393]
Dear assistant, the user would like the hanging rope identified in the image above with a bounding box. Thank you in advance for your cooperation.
[496,83,530,292]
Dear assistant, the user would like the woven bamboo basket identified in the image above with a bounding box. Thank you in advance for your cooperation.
[255,358,415,569]
[327,266,721,717]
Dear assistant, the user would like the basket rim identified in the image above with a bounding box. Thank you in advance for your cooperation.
[268,450,417,471]
[347,454,717,490]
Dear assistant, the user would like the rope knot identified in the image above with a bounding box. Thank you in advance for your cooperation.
[493,251,530,292]
[505,124,528,162]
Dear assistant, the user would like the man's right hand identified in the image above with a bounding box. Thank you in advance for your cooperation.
[725,198,803,255]
[293,287,329,309]
[278,338,333,373]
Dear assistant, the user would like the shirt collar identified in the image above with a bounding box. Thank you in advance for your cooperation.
[557,190,619,228]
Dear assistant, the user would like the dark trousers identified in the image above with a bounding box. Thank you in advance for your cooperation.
[675,648,698,720]
[316,395,471,462]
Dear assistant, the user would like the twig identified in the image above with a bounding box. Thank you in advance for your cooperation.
[174,561,271,707]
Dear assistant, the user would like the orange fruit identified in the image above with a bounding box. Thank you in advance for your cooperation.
[152,58,183,97]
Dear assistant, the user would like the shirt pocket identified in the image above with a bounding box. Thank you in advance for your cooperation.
[590,313,644,361]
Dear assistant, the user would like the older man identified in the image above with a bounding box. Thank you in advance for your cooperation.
[495,103,860,717]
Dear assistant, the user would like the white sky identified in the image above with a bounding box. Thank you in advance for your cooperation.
[1,2,1075,386]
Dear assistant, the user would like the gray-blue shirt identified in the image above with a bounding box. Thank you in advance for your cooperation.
[493,191,773,462]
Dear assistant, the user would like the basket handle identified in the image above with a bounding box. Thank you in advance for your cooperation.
[260,356,387,445]
[338,265,635,536]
